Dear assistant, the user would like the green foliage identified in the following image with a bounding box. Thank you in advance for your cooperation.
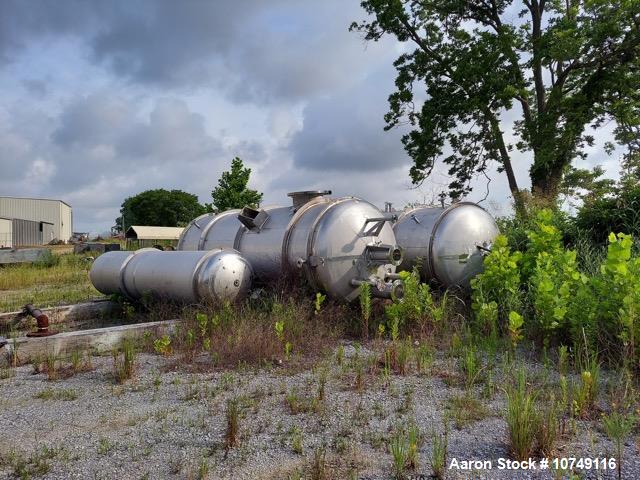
[153,335,172,356]
[209,157,263,212]
[602,411,636,480]
[34,250,60,268]
[116,188,206,231]
[352,1,640,202]
[384,268,438,336]
[430,423,448,480]
[112,337,136,383]
[475,209,640,368]
[508,311,524,350]
[576,185,640,245]
[505,369,539,461]
[471,235,522,332]
[389,423,422,478]
[359,282,371,339]
[314,292,326,315]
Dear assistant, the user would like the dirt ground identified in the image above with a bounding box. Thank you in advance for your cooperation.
[1,343,637,480]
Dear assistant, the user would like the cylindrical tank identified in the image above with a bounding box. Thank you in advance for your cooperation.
[89,248,253,304]
[178,191,403,302]
[393,202,499,288]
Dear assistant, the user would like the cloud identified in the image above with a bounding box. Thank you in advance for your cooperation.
[1,0,396,104]
[0,0,624,235]
[289,68,409,172]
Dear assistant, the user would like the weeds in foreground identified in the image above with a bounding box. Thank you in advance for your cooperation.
[446,394,489,429]
[153,335,172,356]
[311,446,327,480]
[0,446,60,479]
[359,282,372,339]
[430,418,448,480]
[389,431,408,479]
[388,422,422,479]
[225,398,240,450]
[112,337,136,383]
[572,359,600,419]
[197,458,209,480]
[536,397,560,456]
[34,388,78,401]
[505,369,539,460]
[45,353,58,381]
[602,411,636,480]
[285,387,323,415]
[291,426,304,455]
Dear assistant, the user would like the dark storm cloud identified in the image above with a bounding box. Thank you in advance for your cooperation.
[0,0,391,103]
[22,79,48,97]
[52,93,132,148]
[290,70,410,172]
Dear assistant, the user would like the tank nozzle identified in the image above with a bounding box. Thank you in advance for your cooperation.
[365,244,403,266]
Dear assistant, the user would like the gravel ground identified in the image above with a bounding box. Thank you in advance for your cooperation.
[0,344,638,479]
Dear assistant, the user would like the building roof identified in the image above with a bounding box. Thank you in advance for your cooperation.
[125,226,184,240]
[0,196,72,208]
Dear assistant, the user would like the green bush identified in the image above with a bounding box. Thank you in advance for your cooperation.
[575,185,640,246]
[473,208,640,368]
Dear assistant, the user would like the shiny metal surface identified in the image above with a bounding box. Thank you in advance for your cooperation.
[176,213,215,251]
[393,202,499,288]
[89,248,252,303]
[177,192,403,301]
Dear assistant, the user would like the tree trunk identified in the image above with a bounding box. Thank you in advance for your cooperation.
[530,161,564,204]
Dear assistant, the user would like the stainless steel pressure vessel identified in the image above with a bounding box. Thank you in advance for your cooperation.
[89,248,253,303]
[393,202,499,288]
[178,191,403,302]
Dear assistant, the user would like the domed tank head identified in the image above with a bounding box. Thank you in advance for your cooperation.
[196,249,253,303]
[430,203,499,288]
[177,212,216,251]
[309,198,399,301]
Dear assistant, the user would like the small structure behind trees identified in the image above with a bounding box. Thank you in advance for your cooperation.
[125,225,184,250]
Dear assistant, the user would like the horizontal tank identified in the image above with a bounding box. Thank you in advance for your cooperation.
[178,191,403,302]
[89,248,253,304]
[393,202,499,288]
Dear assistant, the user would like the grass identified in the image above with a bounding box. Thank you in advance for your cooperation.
[505,369,539,460]
[430,423,448,480]
[225,398,240,450]
[0,252,101,313]
[0,446,60,479]
[602,411,636,480]
[291,426,304,454]
[389,431,408,479]
[112,337,137,383]
[34,388,78,401]
[446,394,489,429]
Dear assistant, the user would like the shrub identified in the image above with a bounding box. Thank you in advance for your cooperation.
[471,235,522,330]
[575,184,640,246]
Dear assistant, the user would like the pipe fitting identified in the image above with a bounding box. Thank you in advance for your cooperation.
[24,304,55,337]
[365,244,403,266]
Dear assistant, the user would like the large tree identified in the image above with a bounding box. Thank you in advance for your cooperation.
[351,0,640,209]
[115,189,206,232]
[209,157,263,212]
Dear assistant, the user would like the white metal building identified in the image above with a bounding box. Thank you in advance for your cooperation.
[0,217,12,248]
[0,197,73,244]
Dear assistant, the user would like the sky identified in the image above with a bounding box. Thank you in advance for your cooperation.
[0,0,623,234]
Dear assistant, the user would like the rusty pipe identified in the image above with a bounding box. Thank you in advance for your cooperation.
[24,304,55,337]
